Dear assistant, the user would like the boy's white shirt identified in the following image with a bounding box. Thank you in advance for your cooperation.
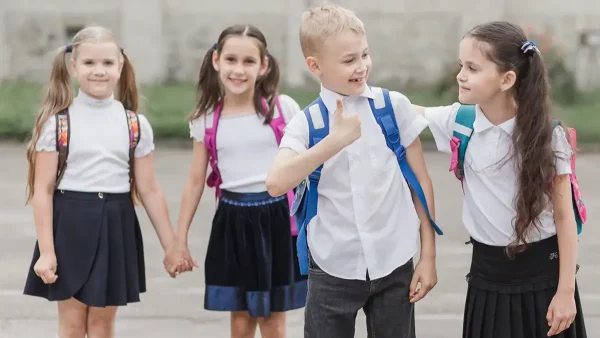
[280,84,429,280]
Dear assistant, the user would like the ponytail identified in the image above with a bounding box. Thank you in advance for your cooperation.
[118,51,139,113]
[26,46,74,204]
[190,47,221,121]
[256,52,281,124]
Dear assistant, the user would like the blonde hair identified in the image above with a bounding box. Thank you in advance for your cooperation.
[299,2,366,58]
[25,26,140,204]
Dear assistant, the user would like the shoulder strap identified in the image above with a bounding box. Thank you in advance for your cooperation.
[55,110,70,189]
[204,101,224,198]
[368,87,442,235]
[265,96,286,145]
[294,96,329,275]
[452,105,476,179]
[125,110,141,187]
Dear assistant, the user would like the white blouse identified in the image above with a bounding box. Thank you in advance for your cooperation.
[189,94,300,193]
[36,90,155,193]
[424,103,572,246]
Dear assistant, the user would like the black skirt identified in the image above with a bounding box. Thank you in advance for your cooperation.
[23,190,146,307]
[204,190,307,318]
[464,235,586,338]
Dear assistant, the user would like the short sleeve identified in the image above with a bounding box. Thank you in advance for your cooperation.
[276,94,302,124]
[279,109,309,155]
[552,125,572,175]
[423,103,462,153]
[389,91,429,148]
[189,115,207,143]
[134,114,155,158]
[35,116,57,152]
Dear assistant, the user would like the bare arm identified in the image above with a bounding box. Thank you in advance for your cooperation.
[552,174,578,293]
[32,151,58,255]
[405,137,436,259]
[175,141,209,244]
[134,154,176,251]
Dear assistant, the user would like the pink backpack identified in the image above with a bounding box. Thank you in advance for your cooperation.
[203,96,297,235]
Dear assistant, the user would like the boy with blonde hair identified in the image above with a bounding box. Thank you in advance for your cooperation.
[267,3,441,337]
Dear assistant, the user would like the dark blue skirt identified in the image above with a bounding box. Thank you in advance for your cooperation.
[23,190,146,307]
[464,235,586,338]
[204,190,307,318]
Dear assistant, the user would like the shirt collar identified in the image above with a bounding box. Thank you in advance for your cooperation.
[473,104,516,134]
[319,84,374,115]
[74,88,115,109]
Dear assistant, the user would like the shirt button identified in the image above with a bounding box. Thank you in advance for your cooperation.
[98,192,104,199]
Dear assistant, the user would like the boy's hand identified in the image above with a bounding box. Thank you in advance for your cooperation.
[409,257,437,303]
[330,99,361,147]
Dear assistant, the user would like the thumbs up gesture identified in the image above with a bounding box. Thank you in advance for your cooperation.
[330,99,361,148]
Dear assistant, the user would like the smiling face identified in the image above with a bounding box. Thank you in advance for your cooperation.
[456,36,511,105]
[70,42,123,99]
[212,35,268,97]
[306,30,371,96]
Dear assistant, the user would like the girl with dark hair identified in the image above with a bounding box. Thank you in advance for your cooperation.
[172,24,307,338]
[416,21,587,338]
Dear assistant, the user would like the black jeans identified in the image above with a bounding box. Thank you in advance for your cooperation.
[304,256,416,338]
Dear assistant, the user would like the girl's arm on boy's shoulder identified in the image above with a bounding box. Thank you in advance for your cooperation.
[277,94,301,124]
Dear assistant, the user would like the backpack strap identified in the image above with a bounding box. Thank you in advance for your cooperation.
[368,87,442,236]
[204,101,224,198]
[293,97,329,275]
[55,110,70,189]
[264,96,298,235]
[125,110,141,189]
[450,105,476,182]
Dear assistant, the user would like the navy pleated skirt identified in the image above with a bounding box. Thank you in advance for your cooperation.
[463,235,586,338]
[24,190,146,307]
[204,190,307,318]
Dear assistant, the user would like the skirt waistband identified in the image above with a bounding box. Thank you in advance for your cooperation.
[220,190,286,206]
[469,235,560,284]
[55,189,132,202]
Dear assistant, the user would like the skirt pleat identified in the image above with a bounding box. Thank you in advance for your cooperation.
[24,190,146,307]
[463,236,587,338]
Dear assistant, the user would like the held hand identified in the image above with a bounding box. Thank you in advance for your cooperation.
[409,257,437,303]
[163,241,199,278]
[330,99,361,147]
[546,289,577,336]
[34,252,58,284]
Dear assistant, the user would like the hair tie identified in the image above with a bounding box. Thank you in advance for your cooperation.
[65,45,73,53]
[521,40,539,55]
[211,43,218,51]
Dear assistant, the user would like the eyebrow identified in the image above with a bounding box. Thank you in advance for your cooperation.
[341,47,369,58]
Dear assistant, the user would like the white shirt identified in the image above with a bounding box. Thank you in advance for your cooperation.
[190,94,300,193]
[36,90,155,193]
[280,85,429,280]
[424,103,572,246]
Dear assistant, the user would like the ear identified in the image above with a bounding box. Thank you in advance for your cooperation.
[69,58,77,77]
[305,56,322,77]
[500,70,517,92]
[258,55,269,77]
[212,50,220,72]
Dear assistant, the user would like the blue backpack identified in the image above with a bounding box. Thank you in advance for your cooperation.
[290,87,443,275]
[450,105,587,235]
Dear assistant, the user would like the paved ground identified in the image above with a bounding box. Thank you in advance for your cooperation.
[0,142,598,337]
